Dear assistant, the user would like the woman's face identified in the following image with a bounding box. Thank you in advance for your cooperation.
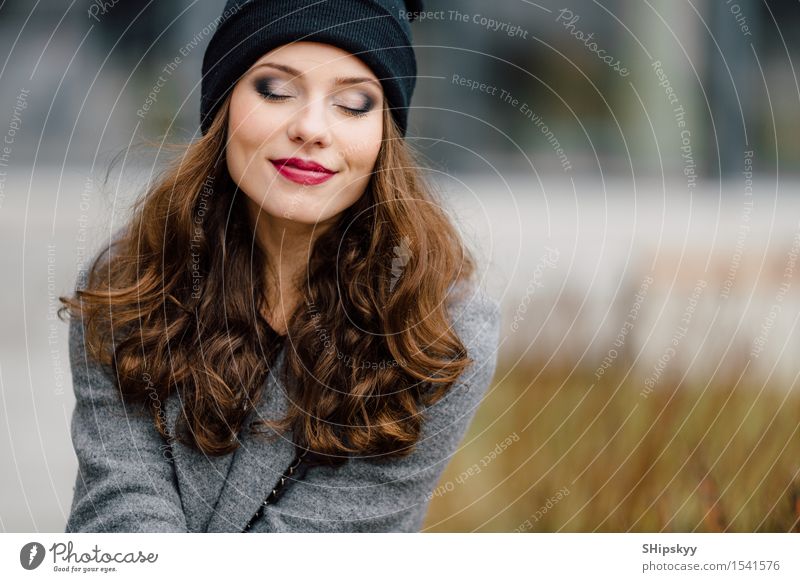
[226,41,384,229]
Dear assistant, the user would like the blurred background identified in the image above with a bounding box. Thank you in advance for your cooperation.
[1,0,799,532]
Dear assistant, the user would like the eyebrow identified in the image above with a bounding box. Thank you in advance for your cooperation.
[250,62,382,91]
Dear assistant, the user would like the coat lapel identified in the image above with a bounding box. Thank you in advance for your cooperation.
[163,389,234,532]
[207,344,297,532]
[164,343,296,533]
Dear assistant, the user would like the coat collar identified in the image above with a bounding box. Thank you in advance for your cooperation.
[163,343,297,532]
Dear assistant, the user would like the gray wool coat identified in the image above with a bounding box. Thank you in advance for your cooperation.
[64,284,501,533]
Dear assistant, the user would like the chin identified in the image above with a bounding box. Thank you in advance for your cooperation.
[253,198,341,226]
[243,179,364,225]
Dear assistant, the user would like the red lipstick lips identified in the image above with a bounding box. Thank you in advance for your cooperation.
[270,157,337,185]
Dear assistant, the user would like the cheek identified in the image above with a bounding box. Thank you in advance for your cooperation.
[226,93,274,170]
[346,126,383,174]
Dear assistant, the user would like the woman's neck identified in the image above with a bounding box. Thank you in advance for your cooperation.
[247,199,334,335]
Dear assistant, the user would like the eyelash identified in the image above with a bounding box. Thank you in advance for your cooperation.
[257,88,372,118]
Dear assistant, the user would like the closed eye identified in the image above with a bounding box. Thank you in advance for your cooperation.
[254,77,373,118]
[258,89,291,101]
[339,105,370,117]
[261,95,371,118]
[254,77,292,101]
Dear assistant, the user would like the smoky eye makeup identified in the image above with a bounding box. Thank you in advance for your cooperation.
[251,74,379,115]
[253,77,293,98]
[335,91,375,114]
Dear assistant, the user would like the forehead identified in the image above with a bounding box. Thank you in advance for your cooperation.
[251,41,378,79]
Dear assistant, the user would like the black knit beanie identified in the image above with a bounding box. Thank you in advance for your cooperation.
[200,0,424,137]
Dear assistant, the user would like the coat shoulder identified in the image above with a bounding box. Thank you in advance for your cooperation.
[445,278,502,352]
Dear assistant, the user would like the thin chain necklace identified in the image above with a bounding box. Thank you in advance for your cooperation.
[242,447,310,532]
[241,330,308,532]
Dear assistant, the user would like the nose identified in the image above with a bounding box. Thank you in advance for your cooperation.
[287,94,333,149]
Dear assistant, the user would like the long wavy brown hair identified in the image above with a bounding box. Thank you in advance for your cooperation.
[58,93,477,467]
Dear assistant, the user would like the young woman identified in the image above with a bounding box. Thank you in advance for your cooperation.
[60,0,501,533]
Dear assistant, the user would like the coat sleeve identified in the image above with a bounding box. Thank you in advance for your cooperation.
[250,287,502,532]
[64,312,188,532]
